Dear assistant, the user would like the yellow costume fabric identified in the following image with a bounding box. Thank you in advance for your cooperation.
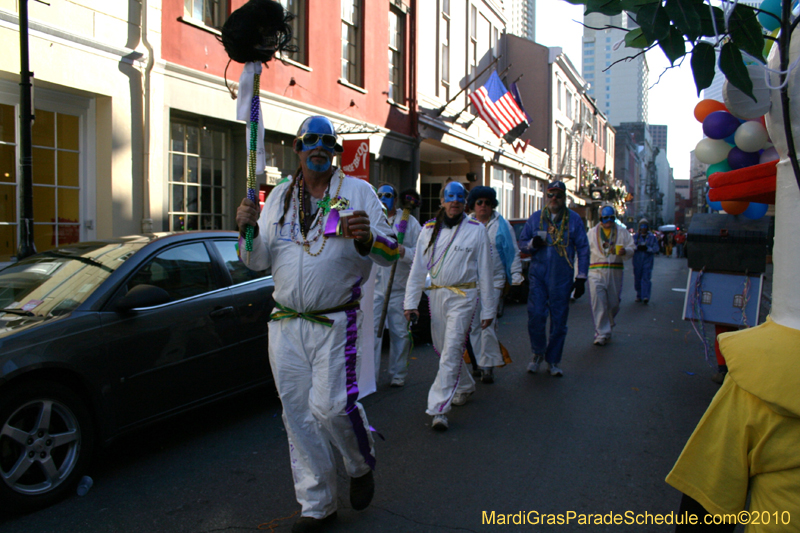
[666,318,800,532]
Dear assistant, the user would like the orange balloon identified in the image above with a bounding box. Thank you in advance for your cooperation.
[721,201,749,215]
[694,99,728,123]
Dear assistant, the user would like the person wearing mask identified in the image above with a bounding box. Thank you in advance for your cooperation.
[373,184,421,387]
[632,218,660,304]
[518,181,590,377]
[236,115,400,533]
[404,181,495,431]
[586,205,635,346]
[466,186,524,383]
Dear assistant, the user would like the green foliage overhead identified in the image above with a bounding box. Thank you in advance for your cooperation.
[570,0,770,100]
[690,42,716,95]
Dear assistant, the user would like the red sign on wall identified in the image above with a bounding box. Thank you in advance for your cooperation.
[341,139,370,181]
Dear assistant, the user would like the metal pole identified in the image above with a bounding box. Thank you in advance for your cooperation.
[18,0,36,260]
[434,55,500,115]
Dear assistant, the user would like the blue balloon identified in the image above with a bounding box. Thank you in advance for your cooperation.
[723,131,737,145]
[742,202,769,219]
[703,111,742,140]
[706,192,722,211]
[728,147,761,170]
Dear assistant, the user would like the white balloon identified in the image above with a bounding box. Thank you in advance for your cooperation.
[723,65,772,120]
[695,137,733,164]
[734,121,769,152]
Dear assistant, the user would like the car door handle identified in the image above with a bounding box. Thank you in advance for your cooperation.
[209,306,235,318]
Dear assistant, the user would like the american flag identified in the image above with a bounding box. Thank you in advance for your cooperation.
[469,71,529,143]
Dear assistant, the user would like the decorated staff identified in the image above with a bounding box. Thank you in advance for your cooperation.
[378,189,421,336]
[373,187,422,387]
[217,0,294,252]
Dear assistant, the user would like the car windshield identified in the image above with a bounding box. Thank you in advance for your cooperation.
[0,241,148,317]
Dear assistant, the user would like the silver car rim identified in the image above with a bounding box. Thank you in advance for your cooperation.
[0,398,81,495]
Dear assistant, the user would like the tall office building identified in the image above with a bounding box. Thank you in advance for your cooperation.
[582,12,649,125]
[508,0,535,42]
[650,124,668,153]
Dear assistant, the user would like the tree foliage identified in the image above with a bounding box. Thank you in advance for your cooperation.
[567,0,766,99]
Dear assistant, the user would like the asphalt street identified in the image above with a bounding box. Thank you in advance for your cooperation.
[0,255,731,533]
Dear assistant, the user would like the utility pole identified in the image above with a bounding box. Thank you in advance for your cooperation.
[17,0,36,260]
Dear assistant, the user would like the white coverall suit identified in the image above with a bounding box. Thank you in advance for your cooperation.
[469,212,525,367]
[373,212,421,382]
[404,216,495,415]
[586,224,635,342]
[239,169,398,519]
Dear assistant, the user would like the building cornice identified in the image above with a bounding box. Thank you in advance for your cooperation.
[162,61,415,148]
[0,8,144,65]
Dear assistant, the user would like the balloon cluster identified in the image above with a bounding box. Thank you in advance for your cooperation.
[694,99,773,219]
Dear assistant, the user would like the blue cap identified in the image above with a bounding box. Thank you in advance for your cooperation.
[466,186,497,209]
[547,181,567,192]
[600,205,616,218]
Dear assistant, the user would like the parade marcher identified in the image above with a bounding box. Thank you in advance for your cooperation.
[632,218,660,304]
[518,181,589,377]
[404,181,495,431]
[236,116,400,533]
[586,205,634,346]
[466,186,524,383]
[665,232,675,257]
[373,184,421,387]
[674,228,687,258]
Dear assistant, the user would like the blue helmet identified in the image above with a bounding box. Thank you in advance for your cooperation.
[377,184,397,211]
[600,205,616,220]
[295,116,343,153]
[442,181,467,204]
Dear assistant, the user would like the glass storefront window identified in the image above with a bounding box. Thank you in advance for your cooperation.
[169,118,228,232]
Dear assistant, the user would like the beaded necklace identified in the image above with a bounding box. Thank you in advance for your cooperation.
[427,215,464,279]
[291,171,344,256]
[597,225,617,257]
[539,207,573,269]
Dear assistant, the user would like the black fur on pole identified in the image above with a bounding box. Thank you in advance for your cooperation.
[399,189,421,210]
[217,0,296,64]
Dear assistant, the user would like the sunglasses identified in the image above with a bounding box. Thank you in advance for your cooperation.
[601,216,615,222]
[298,133,337,149]
[474,199,492,206]
[547,192,566,199]
[377,192,394,199]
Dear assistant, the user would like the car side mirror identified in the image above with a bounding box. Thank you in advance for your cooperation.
[115,284,171,312]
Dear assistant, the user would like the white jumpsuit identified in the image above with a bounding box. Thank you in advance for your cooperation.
[239,169,399,519]
[373,211,421,382]
[404,216,495,416]
[468,212,525,368]
[587,224,635,342]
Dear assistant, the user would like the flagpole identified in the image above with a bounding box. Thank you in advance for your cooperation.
[434,55,501,116]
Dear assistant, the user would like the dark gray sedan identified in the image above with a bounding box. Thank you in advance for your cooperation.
[0,231,274,512]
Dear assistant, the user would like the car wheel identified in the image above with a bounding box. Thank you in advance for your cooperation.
[0,380,95,512]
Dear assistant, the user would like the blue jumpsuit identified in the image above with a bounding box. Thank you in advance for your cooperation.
[519,209,589,366]
[632,232,659,301]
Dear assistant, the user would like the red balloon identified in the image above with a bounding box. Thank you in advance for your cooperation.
[721,201,749,215]
[694,99,728,123]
